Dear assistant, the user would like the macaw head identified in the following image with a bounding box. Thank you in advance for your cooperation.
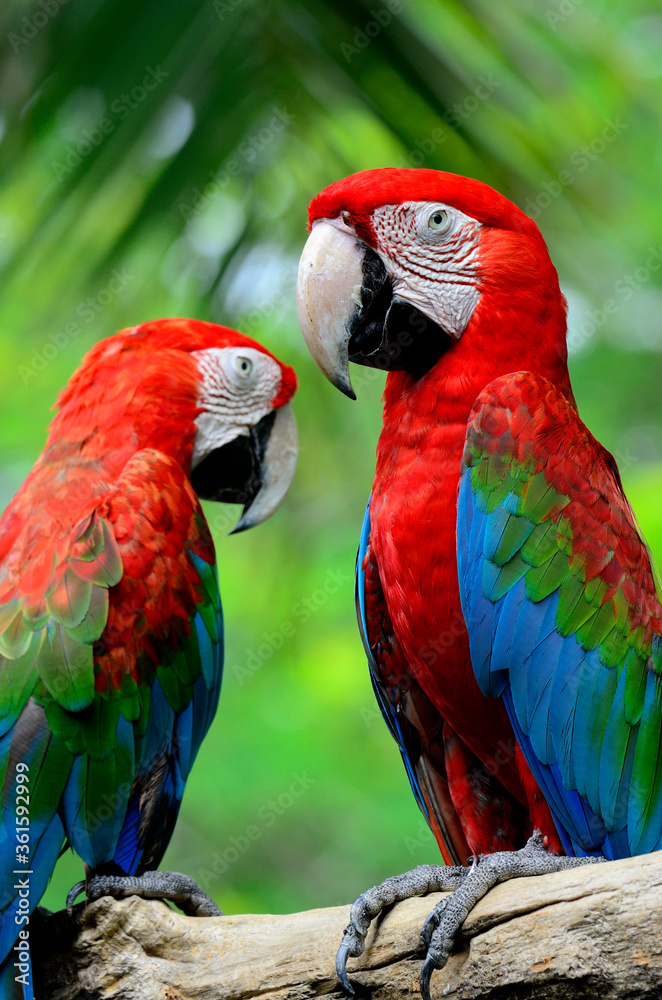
[297,168,569,400]
[50,318,298,532]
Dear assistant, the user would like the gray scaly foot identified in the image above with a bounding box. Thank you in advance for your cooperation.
[419,830,603,1000]
[66,870,223,917]
[336,863,467,994]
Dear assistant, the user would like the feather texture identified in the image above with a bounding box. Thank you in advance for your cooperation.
[458,371,662,856]
[0,317,296,990]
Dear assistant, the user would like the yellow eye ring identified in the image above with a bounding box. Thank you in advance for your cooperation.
[428,209,448,231]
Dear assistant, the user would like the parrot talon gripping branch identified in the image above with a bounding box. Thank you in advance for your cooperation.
[0,318,297,999]
[417,832,599,995]
[68,870,223,917]
[335,860,468,994]
[297,167,662,997]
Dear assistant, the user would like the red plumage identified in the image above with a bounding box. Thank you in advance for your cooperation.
[0,317,297,695]
[309,170,574,859]
[301,166,662,994]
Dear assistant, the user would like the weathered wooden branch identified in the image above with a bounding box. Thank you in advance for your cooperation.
[35,851,662,999]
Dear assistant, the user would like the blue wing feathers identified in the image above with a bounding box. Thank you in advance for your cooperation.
[108,585,223,877]
[193,608,215,692]
[458,439,662,859]
[520,651,557,763]
[570,649,604,802]
[460,460,610,852]
[548,635,587,788]
[584,667,618,818]
[598,667,632,828]
[507,592,554,729]
[111,796,143,875]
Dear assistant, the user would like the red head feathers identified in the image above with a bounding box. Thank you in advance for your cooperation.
[299,167,571,404]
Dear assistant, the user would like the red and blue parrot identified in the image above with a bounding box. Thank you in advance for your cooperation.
[297,168,661,995]
[0,318,297,998]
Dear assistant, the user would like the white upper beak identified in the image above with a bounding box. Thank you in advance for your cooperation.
[296,220,364,399]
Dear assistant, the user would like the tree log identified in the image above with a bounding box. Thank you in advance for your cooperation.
[34,851,662,999]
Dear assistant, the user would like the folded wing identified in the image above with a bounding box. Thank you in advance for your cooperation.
[457,371,662,859]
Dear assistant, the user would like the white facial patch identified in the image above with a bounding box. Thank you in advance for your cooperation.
[191,346,282,468]
[371,201,482,338]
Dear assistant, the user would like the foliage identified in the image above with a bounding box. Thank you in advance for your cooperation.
[0,0,660,913]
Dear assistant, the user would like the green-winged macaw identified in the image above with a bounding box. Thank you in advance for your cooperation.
[0,318,297,998]
[297,168,659,996]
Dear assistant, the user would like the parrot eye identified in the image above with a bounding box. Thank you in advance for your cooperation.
[427,209,449,231]
[235,356,253,377]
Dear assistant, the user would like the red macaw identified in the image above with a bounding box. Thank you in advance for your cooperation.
[297,168,660,996]
[0,318,297,999]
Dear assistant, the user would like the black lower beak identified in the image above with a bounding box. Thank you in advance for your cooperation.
[190,412,275,509]
[347,247,454,378]
[190,405,298,533]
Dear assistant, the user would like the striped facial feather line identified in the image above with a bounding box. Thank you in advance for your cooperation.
[373,205,481,275]
[371,202,482,338]
[191,347,282,468]
[194,347,281,415]
[396,261,481,286]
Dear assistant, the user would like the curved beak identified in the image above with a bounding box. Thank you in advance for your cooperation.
[297,220,452,397]
[296,220,363,400]
[232,403,298,533]
[190,404,298,533]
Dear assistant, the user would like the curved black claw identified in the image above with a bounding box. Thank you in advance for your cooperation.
[66,879,86,914]
[336,942,355,995]
[85,871,224,917]
[420,955,436,1000]
[336,921,366,995]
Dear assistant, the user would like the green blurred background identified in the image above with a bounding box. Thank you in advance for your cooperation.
[0,0,661,915]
